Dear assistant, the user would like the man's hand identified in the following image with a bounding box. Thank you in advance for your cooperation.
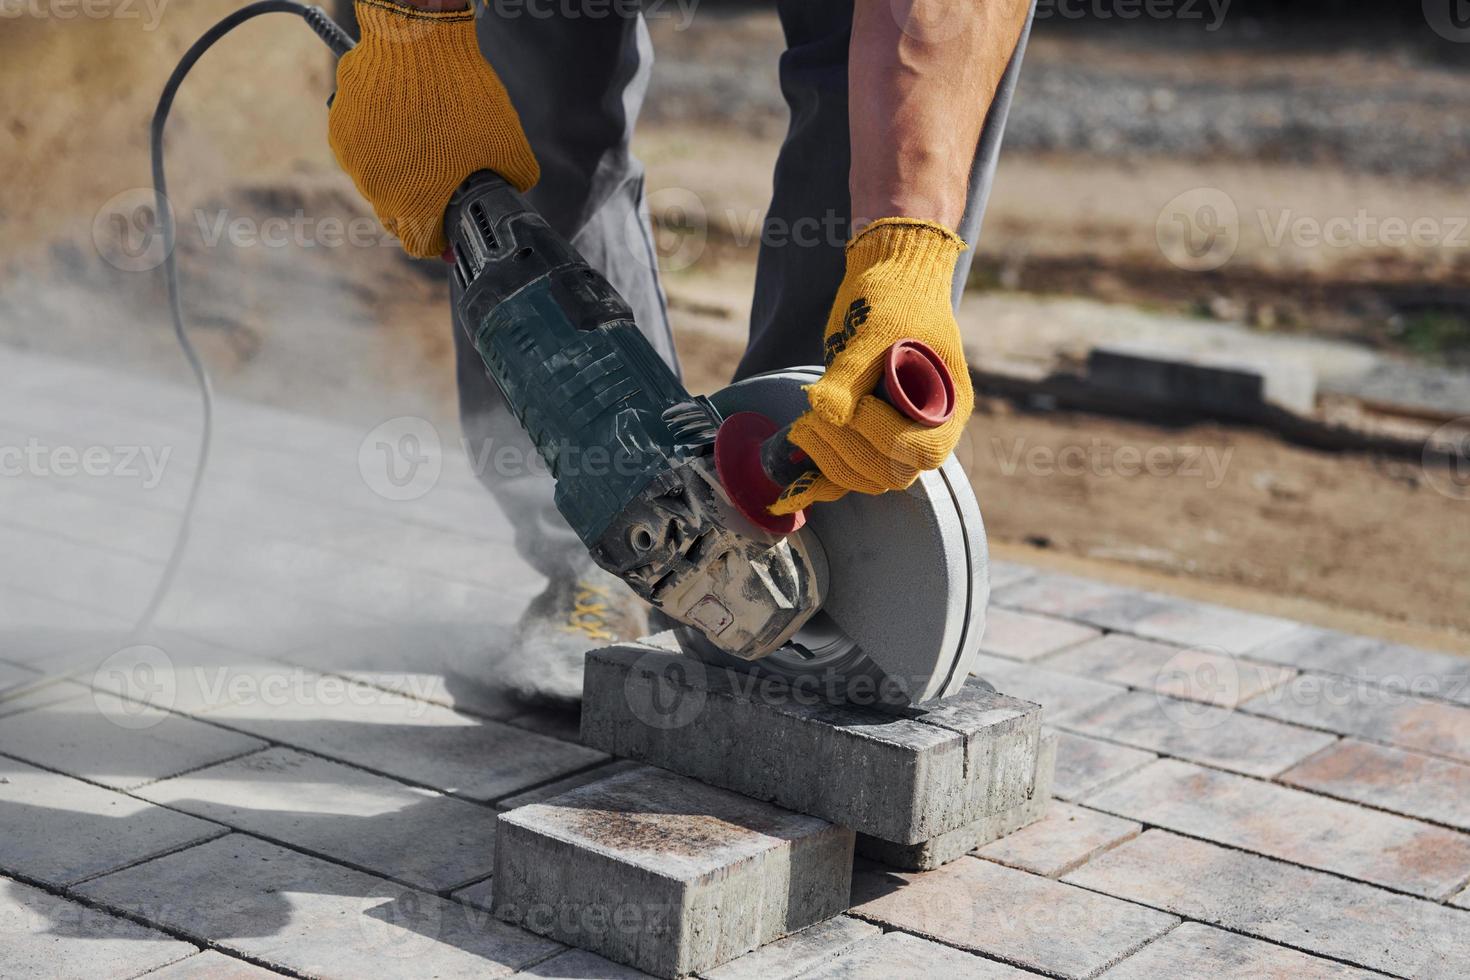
[328,0,538,258]
[771,219,974,516]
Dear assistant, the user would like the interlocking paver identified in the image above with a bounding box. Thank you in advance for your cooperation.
[76,833,561,979]
[702,916,880,980]
[1241,674,1470,762]
[1279,738,1470,831]
[137,747,498,892]
[0,755,224,887]
[1064,830,1470,978]
[0,683,267,790]
[1041,634,1295,707]
[1099,921,1385,979]
[979,608,1101,662]
[1088,758,1470,898]
[0,875,197,979]
[1119,599,1299,655]
[851,857,1177,978]
[968,654,1125,723]
[1060,689,1337,777]
[139,950,291,978]
[799,931,1043,979]
[1247,626,1470,707]
[1050,730,1157,802]
[991,572,1165,628]
[974,801,1140,877]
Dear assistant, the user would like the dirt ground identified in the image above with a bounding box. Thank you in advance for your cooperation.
[3,3,1467,650]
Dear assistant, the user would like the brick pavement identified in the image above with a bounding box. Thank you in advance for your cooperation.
[1,347,1467,978]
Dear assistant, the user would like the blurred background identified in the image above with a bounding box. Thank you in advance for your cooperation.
[2,0,1467,650]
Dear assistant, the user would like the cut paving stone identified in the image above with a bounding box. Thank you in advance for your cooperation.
[978,608,1101,662]
[856,731,1057,871]
[0,755,223,886]
[0,683,267,790]
[0,875,197,979]
[1040,634,1295,708]
[1279,738,1470,832]
[581,644,1042,844]
[493,766,853,979]
[800,931,1043,979]
[1099,921,1384,980]
[1087,758,1470,899]
[968,654,1125,724]
[1246,626,1470,708]
[77,833,560,979]
[702,916,880,980]
[140,950,291,978]
[850,856,1177,979]
[1059,689,1337,778]
[1064,830,1470,979]
[137,746,499,892]
[1241,674,1470,762]
[1050,730,1156,802]
[975,800,1140,878]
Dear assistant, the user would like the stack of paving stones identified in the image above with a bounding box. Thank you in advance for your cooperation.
[4,348,1470,979]
[491,633,1055,976]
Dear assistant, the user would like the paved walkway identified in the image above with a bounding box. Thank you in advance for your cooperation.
[1,347,1467,978]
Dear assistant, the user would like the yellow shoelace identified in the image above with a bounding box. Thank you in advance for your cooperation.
[562,581,617,642]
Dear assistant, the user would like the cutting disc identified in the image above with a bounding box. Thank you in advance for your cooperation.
[675,367,990,706]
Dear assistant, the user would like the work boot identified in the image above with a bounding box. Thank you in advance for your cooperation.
[498,563,649,709]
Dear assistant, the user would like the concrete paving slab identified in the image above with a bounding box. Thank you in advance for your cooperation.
[975,801,1140,878]
[76,833,561,979]
[968,654,1126,724]
[1060,689,1337,777]
[582,645,1042,844]
[139,950,292,978]
[496,760,644,811]
[1064,830,1470,979]
[494,766,853,978]
[978,608,1101,662]
[1099,921,1385,979]
[0,755,224,887]
[1279,738,1470,831]
[1116,599,1299,655]
[701,916,879,980]
[991,573,1172,633]
[1241,674,1470,762]
[0,875,197,979]
[0,684,267,790]
[137,747,499,892]
[1088,758,1470,899]
[1050,730,1157,802]
[850,856,1177,979]
[1040,634,1295,707]
[1246,626,1470,708]
[800,931,1043,979]
[0,588,131,665]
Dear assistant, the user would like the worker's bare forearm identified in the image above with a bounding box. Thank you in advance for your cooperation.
[849,0,1029,231]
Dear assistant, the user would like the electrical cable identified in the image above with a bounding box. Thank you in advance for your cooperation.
[134,2,354,637]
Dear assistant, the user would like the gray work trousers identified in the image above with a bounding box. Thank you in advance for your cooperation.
[455,0,1035,581]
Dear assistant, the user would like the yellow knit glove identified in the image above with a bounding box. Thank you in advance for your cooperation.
[328,0,539,258]
[771,218,975,516]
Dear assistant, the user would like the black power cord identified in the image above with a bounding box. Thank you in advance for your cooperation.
[134,3,355,636]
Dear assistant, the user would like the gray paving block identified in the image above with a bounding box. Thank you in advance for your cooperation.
[1099,922,1384,980]
[975,800,1140,879]
[0,755,224,886]
[1065,830,1470,979]
[979,608,1101,662]
[0,875,198,979]
[77,833,561,979]
[493,766,853,978]
[581,645,1042,844]
[137,747,498,892]
[496,760,644,811]
[0,683,266,790]
[140,950,292,978]
[856,731,1057,871]
[1050,730,1157,802]
[1246,626,1470,708]
[800,931,1042,979]
[511,947,655,979]
[702,916,880,980]
[968,654,1125,724]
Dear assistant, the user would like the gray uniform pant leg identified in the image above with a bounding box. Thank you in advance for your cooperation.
[735,0,1036,380]
[453,6,676,581]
